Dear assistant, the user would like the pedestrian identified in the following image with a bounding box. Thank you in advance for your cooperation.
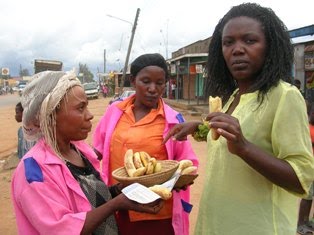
[93,53,198,235]
[102,84,108,98]
[163,3,314,234]
[171,81,176,99]
[14,102,36,159]
[11,70,163,235]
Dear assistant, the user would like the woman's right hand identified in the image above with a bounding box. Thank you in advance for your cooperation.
[163,122,201,143]
[115,193,164,214]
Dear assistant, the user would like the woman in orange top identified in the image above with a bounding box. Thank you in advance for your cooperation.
[93,53,198,235]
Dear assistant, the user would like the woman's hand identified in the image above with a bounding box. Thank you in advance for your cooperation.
[163,122,201,144]
[116,193,164,214]
[206,112,250,156]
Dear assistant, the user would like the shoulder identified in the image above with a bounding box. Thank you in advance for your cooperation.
[162,101,185,123]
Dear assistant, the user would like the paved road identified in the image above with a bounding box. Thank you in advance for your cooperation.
[0,93,21,108]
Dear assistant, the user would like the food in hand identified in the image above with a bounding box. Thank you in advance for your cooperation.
[178,159,193,172]
[149,185,172,200]
[123,149,162,177]
[193,121,210,142]
[181,166,198,175]
[209,96,222,140]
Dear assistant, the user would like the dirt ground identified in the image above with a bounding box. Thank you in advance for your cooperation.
[0,94,207,235]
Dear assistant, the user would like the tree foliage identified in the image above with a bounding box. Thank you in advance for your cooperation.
[19,68,30,77]
[78,63,94,83]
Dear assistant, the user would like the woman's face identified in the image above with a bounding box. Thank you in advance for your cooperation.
[222,16,266,85]
[56,86,93,142]
[132,65,166,109]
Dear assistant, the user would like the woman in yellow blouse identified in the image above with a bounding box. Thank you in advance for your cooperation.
[164,3,314,235]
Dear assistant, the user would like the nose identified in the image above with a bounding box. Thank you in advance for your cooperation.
[232,42,245,55]
[148,83,157,93]
[86,109,94,120]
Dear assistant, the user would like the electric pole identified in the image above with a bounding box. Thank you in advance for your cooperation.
[120,8,140,88]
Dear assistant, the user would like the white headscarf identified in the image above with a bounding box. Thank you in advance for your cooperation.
[22,70,81,156]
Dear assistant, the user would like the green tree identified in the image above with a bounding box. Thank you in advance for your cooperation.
[19,65,30,77]
[78,63,94,83]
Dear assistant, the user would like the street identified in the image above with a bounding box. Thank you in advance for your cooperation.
[0,94,207,235]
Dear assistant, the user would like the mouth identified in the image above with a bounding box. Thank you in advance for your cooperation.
[231,60,248,70]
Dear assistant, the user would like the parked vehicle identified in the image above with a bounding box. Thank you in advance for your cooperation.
[109,89,135,105]
[83,82,99,99]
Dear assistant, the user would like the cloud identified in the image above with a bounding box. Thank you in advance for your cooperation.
[0,0,313,77]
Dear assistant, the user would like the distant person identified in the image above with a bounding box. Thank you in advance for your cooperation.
[171,81,176,99]
[14,102,36,159]
[297,100,314,235]
[163,3,314,234]
[102,84,108,98]
[11,71,163,235]
[294,78,305,97]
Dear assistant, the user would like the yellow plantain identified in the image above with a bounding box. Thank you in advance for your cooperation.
[181,166,197,175]
[133,152,144,169]
[139,151,151,167]
[124,149,136,177]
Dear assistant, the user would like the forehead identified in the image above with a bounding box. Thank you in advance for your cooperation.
[222,16,264,37]
[136,65,166,77]
[60,86,86,105]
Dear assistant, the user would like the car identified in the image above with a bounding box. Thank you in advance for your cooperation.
[109,90,136,104]
[18,84,27,96]
[83,82,99,99]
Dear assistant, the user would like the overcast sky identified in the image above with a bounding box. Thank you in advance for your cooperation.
[0,0,313,77]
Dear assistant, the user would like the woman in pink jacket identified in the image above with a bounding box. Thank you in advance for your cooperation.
[93,53,198,235]
[11,71,163,235]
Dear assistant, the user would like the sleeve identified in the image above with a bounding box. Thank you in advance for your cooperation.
[272,89,314,196]
[14,176,86,234]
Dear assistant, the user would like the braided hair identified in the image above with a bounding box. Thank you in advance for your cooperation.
[204,3,293,104]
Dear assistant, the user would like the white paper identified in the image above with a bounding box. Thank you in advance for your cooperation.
[121,172,181,204]
[122,183,160,204]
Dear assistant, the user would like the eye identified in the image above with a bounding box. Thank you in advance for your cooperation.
[245,39,256,44]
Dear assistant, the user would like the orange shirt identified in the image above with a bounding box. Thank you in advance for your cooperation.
[109,97,172,221]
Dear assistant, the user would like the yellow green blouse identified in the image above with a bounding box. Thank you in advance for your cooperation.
[195,81,314,235]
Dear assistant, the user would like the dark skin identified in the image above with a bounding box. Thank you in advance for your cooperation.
[55,86,164,235]
[164,16,304,194]
[130,65,166,122]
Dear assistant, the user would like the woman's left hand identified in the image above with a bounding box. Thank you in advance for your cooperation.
[206,112,250,157]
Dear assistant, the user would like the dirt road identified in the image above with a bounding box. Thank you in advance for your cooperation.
[0,94,207,235]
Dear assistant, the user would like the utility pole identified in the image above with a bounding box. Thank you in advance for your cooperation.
[120,8,140,88]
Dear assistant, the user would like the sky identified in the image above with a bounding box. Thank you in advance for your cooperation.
[0,0,313,78]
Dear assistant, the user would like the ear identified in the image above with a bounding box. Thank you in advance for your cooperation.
[129,75,135,86]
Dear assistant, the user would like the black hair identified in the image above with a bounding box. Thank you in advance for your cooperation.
[130,53,168,79]
[204,2,293,104]
[16,102,23,112]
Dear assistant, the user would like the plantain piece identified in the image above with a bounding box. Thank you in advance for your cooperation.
[139,151,151,167]
[178,159,193,172]
[154,162,162,173]
[150,157,157,168]
[124,149,136,177]
[181,166,197,175]
[133,152,144,169]
[209,96,222,140]
[145,161,155,175]
[133,166,147,177]
[149,185,172,200]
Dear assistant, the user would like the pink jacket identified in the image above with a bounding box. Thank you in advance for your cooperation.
[11,139,103,235]
[93,98,199,235]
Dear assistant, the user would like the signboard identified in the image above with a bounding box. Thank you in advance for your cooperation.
[305,52,314,71]
[196,64,203,74]
[1,68,9,76]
